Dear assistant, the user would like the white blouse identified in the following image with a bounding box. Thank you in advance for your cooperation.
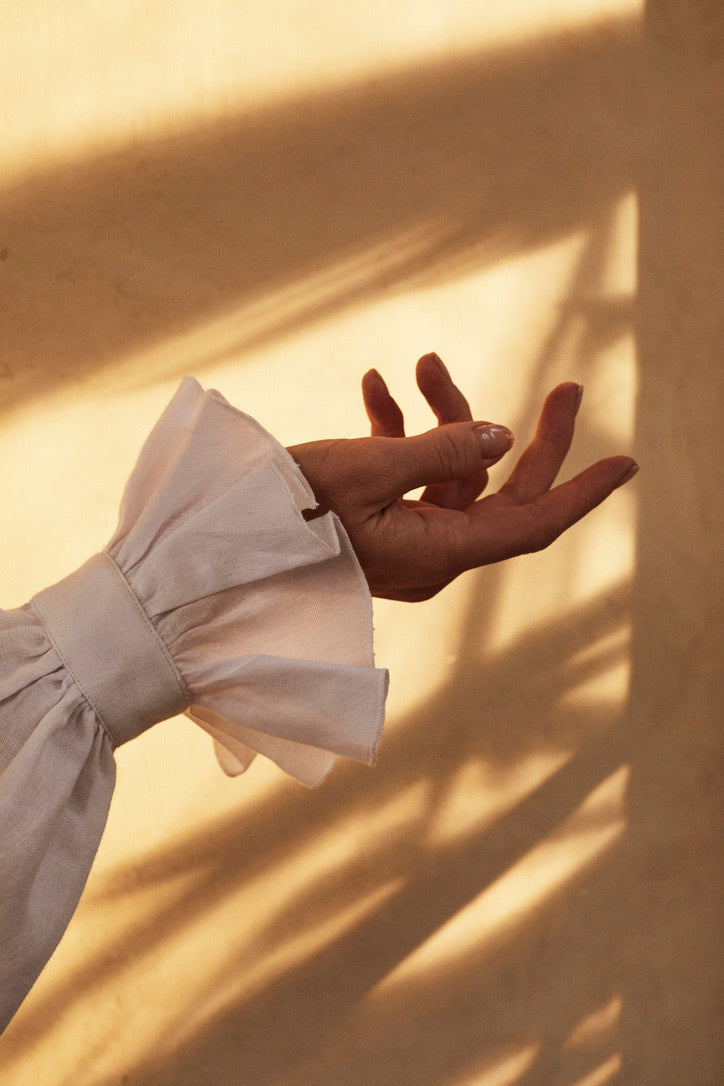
[0,377,388,1032]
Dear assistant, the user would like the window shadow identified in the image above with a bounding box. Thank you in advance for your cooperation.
[2,143,639,1082]
[0,15,638,415]
[2,4,719,1085]
[1,582,632,1086]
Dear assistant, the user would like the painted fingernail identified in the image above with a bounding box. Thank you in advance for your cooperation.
[473,422,514,451]
[616,461,639,487]
[574,384,584,416]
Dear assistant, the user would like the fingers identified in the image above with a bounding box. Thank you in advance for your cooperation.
[415,353,492,509]
[500,382,582,505]
[363,357,496,510]
[460,455,638,567]
[362,353,474,438]
[416,353,474,424]
[362,369,405,437]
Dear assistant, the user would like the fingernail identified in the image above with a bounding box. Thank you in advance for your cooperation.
[473,422,514,451]
[574,384,584,416]
[616,461,639,487]
[430,352,451,379]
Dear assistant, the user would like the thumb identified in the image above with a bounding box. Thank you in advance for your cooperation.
[381,421,514,496]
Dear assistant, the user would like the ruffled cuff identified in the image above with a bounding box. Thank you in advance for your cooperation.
[0,377,389,1033]
[55,376,388,786]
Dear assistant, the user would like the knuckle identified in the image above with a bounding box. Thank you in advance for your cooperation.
[498,480,522,506]
[432,429,462,478]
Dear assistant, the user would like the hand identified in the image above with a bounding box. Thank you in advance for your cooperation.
[288,353,638,601]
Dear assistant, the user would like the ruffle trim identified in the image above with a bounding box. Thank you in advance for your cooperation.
[107,377,389,786]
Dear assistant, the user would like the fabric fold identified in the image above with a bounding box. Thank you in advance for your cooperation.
[0,375,388,1032]
[109,377,388,784]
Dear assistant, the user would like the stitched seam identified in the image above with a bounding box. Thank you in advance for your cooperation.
[29,598,115,746]
[101,551,190,708]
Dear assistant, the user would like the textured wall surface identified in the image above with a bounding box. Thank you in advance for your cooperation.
[0,2,721,1083]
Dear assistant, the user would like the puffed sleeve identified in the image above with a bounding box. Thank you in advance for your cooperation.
[0,376,388,1032]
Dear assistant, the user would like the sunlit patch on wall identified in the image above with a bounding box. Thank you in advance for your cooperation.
[424,751,572,851]
[450,1041,541,1086]
[557,624,631,712]
[564,995,623,1051]
[571,1052,623,1086]
[92,218,455,398]
[0,2,643,182]
[375,765,629,990]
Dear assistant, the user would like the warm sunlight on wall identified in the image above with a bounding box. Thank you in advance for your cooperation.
[3,0,639,179]
[9,2,722,1085]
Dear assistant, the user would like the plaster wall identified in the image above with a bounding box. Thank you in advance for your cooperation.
[0,1,720,1083]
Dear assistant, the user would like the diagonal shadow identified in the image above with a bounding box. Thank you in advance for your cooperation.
[5,0,719,1076]
[0,12,653,1086]
[0,14,639,417]
[0,578,632,1086]
[1,212,636,1060]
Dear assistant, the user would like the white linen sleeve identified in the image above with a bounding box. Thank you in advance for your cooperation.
[0,376,388,1032]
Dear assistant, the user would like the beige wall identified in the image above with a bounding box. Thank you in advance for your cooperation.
[0,1,720,1083]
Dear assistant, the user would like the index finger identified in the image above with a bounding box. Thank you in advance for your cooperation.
[362,369,406,437]
[416,353,474,424]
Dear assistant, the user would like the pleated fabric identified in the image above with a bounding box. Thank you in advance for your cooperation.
[0,377,388,1031]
